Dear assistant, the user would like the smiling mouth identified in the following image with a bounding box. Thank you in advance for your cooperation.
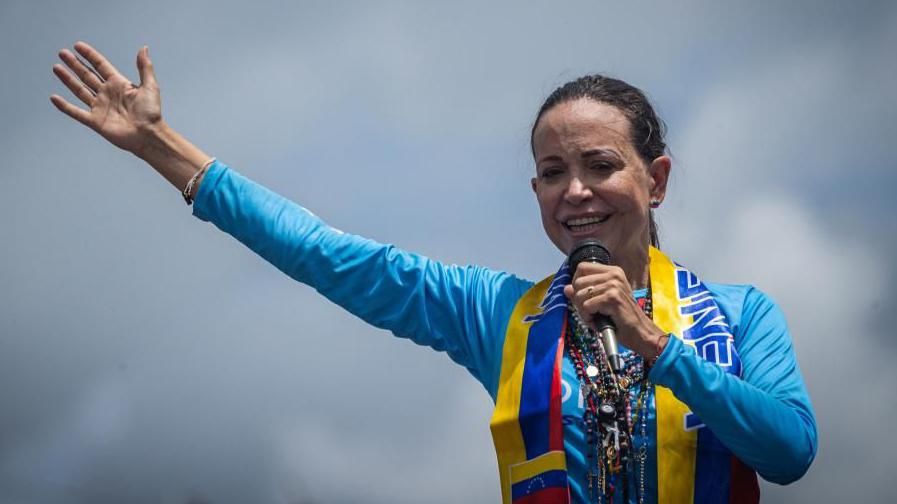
[564,215,610,232]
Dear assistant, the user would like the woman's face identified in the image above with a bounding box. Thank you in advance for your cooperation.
[531,98,670,260]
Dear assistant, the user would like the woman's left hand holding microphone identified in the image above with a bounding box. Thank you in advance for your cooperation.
[564,262,669,363]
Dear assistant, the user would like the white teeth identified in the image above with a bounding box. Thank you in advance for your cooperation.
[566,215,608,227]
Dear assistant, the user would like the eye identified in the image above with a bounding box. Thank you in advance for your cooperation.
[540,166,564,179]
[589,161,614,172]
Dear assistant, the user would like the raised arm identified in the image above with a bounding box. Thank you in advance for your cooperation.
[50,43,532,390]
[51,42,211,199]
[191,162,532,387]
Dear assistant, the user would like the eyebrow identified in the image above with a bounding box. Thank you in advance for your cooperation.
[537,154,564,164]
[581,149,622,160]
[537,149,621,164]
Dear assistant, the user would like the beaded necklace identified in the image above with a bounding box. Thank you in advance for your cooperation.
[567,289,654,504]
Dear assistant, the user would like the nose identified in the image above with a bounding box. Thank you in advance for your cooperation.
[564,176,593,205]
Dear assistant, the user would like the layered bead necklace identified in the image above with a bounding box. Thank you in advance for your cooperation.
[566,289,654,504]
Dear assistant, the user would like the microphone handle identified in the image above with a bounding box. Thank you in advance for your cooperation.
[595,315,624,373]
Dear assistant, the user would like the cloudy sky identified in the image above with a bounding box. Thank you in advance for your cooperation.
[2,0,895,502]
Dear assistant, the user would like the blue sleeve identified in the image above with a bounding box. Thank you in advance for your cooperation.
[648,285,817,485]
[191,161,532,389]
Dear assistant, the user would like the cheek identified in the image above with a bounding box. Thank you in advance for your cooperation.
[534,188,558,216]
[607,177,650,208]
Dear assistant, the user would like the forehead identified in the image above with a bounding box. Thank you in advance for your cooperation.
[533,98,633,157]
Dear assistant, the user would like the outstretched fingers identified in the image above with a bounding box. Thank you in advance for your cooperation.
[49,94,92,127]
[73,41,123,81]
[52,63,95,107]
[58,49,104,95]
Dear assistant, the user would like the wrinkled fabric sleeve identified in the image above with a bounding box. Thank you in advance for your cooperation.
[648,286,817,485]
[191,161,532,388]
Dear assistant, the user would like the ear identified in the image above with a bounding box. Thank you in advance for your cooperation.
[530,177,538,194]
[647,155,671,204]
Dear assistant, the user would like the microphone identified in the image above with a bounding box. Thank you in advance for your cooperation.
[568,239,624,373]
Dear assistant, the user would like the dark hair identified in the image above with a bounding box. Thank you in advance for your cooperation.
[530,74,667,247]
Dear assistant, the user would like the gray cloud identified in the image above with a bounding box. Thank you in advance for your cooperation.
[3,0,895,502]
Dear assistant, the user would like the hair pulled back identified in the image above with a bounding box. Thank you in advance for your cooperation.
[530,74,667,247]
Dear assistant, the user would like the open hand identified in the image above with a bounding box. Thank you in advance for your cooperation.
[51,42,161,156]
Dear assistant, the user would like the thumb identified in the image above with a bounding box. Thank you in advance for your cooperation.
[136,46,157,88]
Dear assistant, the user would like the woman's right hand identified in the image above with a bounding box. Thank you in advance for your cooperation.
[51,42,162,157]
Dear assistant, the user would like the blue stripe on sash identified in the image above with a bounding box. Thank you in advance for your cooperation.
[511,470,568,500]
[694,428,732,503]
[518,307,563,459]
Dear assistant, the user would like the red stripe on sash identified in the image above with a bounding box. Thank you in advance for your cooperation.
[548,318,566,452]
[514,487,569,504]
[729,456,759,504]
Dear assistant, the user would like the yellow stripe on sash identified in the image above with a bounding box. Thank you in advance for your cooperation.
[650,247,697,504]
[509,450,567,484]
[490,275,554,504]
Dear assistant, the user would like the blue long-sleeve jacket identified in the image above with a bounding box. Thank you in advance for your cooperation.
[192,161,817,502]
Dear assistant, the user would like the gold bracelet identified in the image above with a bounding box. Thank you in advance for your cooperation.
[182,157,216,205]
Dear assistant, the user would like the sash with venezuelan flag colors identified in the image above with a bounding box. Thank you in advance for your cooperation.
[489,247,759,503]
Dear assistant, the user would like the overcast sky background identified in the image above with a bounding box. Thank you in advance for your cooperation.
[2,1,896,502]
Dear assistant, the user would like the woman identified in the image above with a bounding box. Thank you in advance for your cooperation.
[51,42,817,503]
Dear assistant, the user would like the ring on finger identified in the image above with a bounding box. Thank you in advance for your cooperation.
[586,286,594,297]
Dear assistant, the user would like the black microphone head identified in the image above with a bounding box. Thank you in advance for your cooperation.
[568,239,611,273]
